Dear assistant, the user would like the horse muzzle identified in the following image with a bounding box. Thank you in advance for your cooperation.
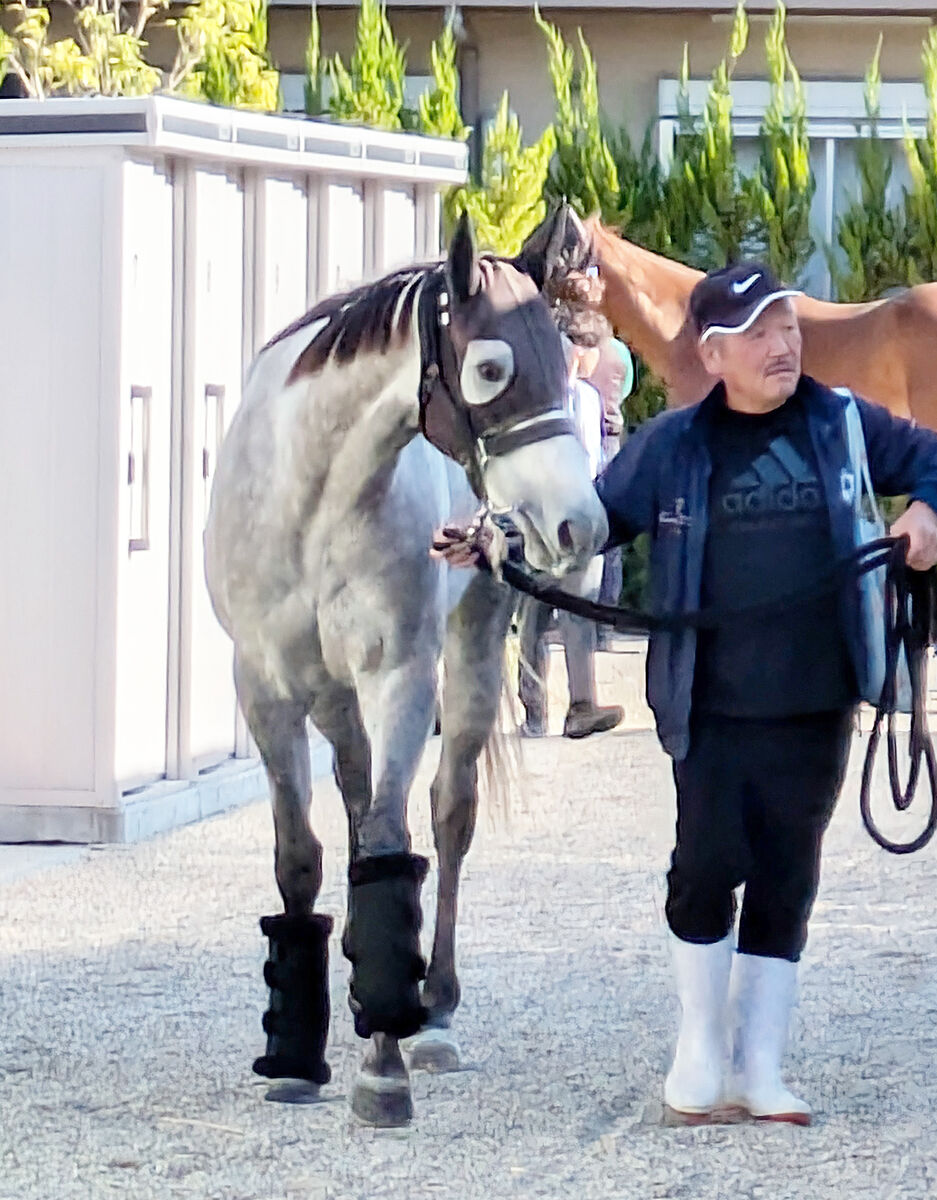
[486,446,607,575]
[483,431,606,569]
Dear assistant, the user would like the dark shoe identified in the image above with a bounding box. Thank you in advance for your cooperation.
[519,713,546,738]
[563,701,623,739]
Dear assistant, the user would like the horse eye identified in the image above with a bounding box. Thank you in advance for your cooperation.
[478,360,505,383]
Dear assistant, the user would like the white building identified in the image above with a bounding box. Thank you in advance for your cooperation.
[0,95,466,842]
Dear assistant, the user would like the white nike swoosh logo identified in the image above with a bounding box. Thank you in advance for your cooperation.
[731,273,761,295]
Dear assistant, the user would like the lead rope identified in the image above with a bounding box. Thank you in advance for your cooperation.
[500,536,896,633]
[497,532,937,854]
[859,538,937,854]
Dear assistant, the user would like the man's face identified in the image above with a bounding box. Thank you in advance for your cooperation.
[589,341,629,414]
[699,298,802,409]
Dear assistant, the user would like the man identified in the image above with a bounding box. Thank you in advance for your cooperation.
[433,261,937,1125]
[516,302,624,740]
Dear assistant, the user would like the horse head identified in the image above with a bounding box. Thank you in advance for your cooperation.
[421,209,608,574]
[513,201,594,288]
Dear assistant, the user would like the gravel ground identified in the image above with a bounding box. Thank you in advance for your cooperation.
[2,722,937,1200]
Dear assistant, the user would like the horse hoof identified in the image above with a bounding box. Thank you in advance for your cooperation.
[403,1028,461,1073]
[264,1078,324,1105]
[351,1073,413,1127]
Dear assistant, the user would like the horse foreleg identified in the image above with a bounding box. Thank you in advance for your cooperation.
[238,670,322,915]
[352,1034,412,1127]
[237,661,329,1104]
[414,573,513,1071]
[354,659,437,857]
[310,684,372,860]
[344,656,438,1125]
[312,684,412,1123]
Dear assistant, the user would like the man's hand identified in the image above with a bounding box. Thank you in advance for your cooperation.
[430,513,507,574]
[430,524,486,569]
[890,500,937,570]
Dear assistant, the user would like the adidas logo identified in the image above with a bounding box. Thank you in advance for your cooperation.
[720,436,822,518]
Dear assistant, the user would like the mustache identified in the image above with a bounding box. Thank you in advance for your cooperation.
[766,359,798,376]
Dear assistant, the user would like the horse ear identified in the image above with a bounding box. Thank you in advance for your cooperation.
[515,202,590,291]
[447,210,481,303]
[513,205,559,290]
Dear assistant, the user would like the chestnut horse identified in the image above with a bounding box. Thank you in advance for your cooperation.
[585,216,937,427]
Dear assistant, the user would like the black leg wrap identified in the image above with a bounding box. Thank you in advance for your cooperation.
[343,852,429,1040]
[252,913,333,1086]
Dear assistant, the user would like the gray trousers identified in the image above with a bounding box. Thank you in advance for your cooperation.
[517,593,598,719]
[598,547,622,608]
[599,433,623,610]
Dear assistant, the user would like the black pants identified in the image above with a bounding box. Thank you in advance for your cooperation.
[665,709,854,962]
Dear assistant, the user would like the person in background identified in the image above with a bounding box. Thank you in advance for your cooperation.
[516,279,624,740]
[590,337,634,460]
[587,338,635,643]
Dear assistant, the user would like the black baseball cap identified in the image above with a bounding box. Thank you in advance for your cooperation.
[690,262,801,344]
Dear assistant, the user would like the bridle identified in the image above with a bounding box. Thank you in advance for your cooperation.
[416,266,578,500]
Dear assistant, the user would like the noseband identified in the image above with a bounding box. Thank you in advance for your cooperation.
[416,267,577,498]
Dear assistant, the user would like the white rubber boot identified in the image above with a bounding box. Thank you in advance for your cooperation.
[663,933,734,1120]
[727,953,812,1126]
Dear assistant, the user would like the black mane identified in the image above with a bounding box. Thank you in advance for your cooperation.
[265,254,527,379]
[267,262,440,378]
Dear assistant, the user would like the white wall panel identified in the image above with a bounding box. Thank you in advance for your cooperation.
[324,182,364,292]
[260,175,308,343]
[186,167,244,768]
[0,164,104,793]
[382,185,417,271]
[113,159,174,788]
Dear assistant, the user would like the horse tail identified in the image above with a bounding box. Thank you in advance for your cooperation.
[478,635,525,830]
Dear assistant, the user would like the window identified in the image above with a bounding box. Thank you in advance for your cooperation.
[657,77,929,296]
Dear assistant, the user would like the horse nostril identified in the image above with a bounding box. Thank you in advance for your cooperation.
[557,520,574,554]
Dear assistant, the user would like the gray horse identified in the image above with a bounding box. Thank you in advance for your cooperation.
[204,207,607,1126]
